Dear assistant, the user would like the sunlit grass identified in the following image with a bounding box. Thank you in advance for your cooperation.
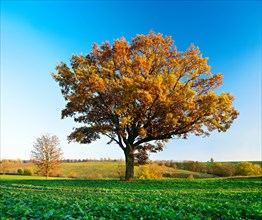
[0,174,66,181]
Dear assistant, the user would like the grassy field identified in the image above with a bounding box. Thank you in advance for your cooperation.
[0,175,261,219]
[60,161,127,178]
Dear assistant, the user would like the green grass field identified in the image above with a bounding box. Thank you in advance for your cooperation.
[0,175,261,219]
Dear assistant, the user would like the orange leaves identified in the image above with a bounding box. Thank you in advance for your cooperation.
[53,31,239,151]
[112,38,129,65]
[88,74,106,92]
[136,89,154,103]
[113,38,129,54]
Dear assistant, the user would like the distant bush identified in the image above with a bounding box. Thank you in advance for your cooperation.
[207,162,235,177]
[182,161,207,173]
[235,162,262,176]
[219,163,236,177]
[168,161,262,177]
[188,174,194,179]
[138,163,163,179]
[24,167,34,176]
[17,168,24,175]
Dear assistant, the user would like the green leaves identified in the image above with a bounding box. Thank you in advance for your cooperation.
[1,178,261,219]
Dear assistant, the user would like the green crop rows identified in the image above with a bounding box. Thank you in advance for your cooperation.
[0,177,261,219]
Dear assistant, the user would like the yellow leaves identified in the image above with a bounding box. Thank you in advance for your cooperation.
[166,113,173,120]
[219,92,233,107]
[164,113,180,126]
[101,67,112,74]
[136,89,154,103]
[153,74,164,89]
[89,74,106,92]
[122,76,133,87]
[120,116,131,127]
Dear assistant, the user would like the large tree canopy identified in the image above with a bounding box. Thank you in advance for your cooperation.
[53,32,239,180]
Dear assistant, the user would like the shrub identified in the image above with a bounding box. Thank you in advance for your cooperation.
[138,163,163,179]
[251,164,262,175]
[17,168,24,175]
[207,162,235,177]
[235,162,262,176]
[221,163,236,177]
[182,161,207,173]
[188,174,194,179]
[24,167,34,176]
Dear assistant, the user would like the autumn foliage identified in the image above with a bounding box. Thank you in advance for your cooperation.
[53,32,239,180]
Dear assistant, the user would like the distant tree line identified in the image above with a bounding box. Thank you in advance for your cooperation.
[0,158,125,164]
[156,160,262,177]
[0,159,30,164]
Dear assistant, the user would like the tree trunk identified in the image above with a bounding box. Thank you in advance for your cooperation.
[124,149,135,181]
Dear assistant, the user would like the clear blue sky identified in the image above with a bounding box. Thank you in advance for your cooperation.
[1,1,261,161]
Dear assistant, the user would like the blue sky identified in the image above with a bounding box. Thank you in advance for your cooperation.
[1,1,261,161]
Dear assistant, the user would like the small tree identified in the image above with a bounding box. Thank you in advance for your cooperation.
[17,168,24,175]
[24,167,34,176]
[30,134,63,178]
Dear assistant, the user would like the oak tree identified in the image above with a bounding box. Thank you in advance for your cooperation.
[53,32,239,180]
[30,134,63,178]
